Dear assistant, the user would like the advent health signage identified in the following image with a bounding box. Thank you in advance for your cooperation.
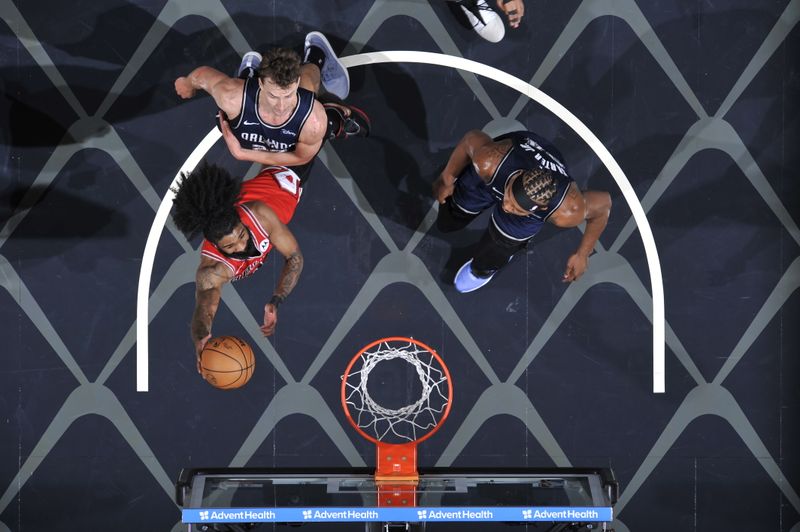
[182,506,613,523]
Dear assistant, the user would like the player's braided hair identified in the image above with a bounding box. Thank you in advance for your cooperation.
[171,161,242,243]
[258,48,302,88]
[520,167,558,206]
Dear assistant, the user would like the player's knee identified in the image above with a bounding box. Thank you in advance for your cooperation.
[489,222,529,250]
[436,215,459,233]
[436,200,469,233]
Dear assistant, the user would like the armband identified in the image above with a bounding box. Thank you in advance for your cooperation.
[269,295,285,308]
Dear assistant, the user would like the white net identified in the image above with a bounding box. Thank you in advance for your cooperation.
[343,339,451,443]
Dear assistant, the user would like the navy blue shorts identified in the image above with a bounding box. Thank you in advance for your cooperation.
[451,165,546,241]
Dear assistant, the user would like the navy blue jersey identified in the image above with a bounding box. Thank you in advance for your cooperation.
[228,78,315,153]
[487,131,573,221]
[451,131,575,240]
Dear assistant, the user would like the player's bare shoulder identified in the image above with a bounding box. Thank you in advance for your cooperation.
[217,77,246,117]
[298,100,328,145]
[473,139,512,181]
[197,255,233,290]
[548,183,585,228]
[243,199,282,229]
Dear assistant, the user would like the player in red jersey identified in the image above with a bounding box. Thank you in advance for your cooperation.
[171,162,304,373]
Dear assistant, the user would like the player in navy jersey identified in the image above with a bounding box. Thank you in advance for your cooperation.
[174,32,369,180]
[171,162,304,373]
[432,129,612,292]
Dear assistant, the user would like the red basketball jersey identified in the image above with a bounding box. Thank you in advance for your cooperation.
[200,166,302,281]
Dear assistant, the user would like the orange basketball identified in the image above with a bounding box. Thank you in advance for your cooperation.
[200,336,255,389]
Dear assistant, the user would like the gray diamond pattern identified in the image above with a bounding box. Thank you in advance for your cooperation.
[1,0,798,530]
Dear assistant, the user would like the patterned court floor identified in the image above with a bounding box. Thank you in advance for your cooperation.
[1,1,799,530]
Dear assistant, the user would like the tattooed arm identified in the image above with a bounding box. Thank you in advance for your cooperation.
[192,259,234,371]
[248,202,304,336]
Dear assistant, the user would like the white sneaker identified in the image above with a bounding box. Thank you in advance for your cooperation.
[304,31,350,99]
[454,259,497,293]
[459,0,505,43]
[236,51,262,79]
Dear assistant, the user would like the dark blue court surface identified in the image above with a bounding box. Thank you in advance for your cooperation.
[1,1,798,530]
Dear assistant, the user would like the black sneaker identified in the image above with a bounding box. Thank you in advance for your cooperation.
[324,103,371,140]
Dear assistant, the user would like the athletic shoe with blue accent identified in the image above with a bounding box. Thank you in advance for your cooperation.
[304,31,350,99]
[236,51,262,79]
[454,259,497,293]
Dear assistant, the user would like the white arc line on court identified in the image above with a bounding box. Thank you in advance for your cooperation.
[136,51,665,393]
[136,127,220,392]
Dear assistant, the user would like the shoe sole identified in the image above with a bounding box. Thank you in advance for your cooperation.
[237,51,263,78]
[323,102,371,138]
[454,259,496,293]
[305,31,350,99]
[344,103,371,135]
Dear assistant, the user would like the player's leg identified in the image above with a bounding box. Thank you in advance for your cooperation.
[454,210,539,292]
[471,222,527,275]
[299,63,321,94]
[303,32,350,99]
[454,225,526,292]
[287,99,370,190]
[436,197,480,233]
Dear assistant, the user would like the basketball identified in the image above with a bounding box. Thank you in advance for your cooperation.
[200,336,255,390]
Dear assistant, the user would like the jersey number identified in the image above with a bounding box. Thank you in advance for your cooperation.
[272,168,301,196]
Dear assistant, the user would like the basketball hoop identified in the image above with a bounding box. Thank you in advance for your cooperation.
[341,337,453,506]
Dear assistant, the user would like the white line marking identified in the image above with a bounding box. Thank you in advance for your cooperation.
[136,127,221,391]
[137,51,665,393]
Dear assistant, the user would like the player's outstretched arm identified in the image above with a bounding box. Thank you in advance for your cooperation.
[175,66,242,118]
[433,129,496,203]
[250,204,304,337]
[218,101,327,167]
[549,186,612,282]
[191,260,233,372]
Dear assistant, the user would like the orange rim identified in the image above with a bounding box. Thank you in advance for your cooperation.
[340,336,453,445]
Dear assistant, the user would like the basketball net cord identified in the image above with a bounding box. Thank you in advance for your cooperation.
[344,340,450,442]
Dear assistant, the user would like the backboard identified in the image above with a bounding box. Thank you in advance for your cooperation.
[176,467,618,531]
